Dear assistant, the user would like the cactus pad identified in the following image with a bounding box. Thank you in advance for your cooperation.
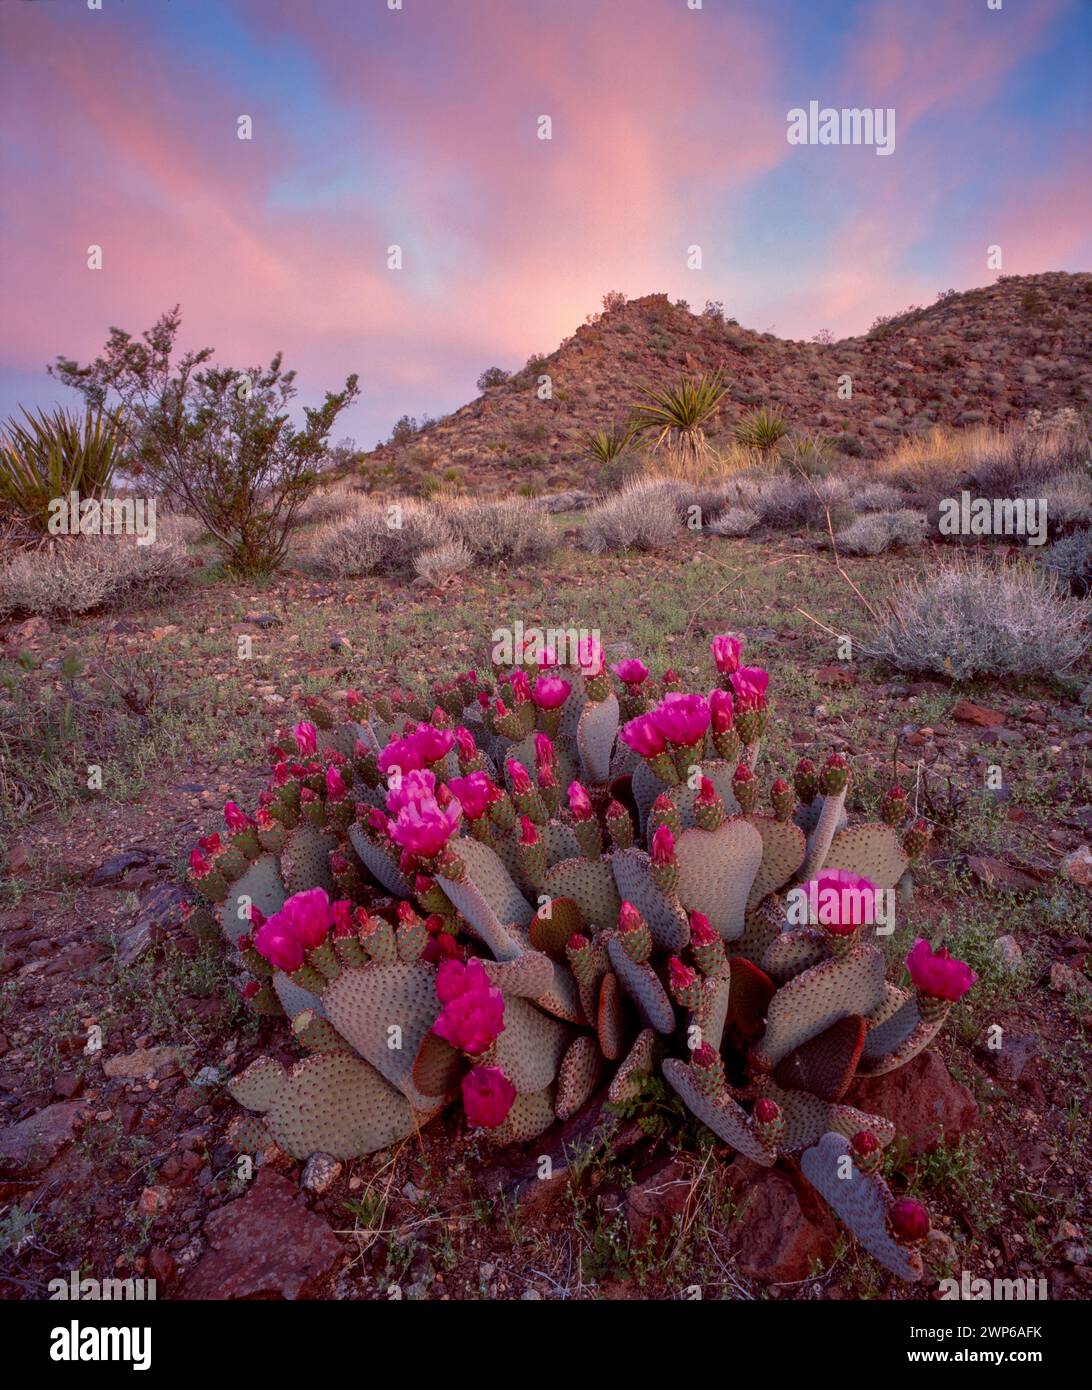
[800,1133,923,1280]
[411,1032,466,1098]
[348,823,412,897]
[486,1087,557,1145]
[773,1015,866,1102]
[745,816,806,909]
[751,946,886,1069]
[608,1028,657,1105]
[556,1036,605,1120]
[761,928,829,983]
[281,824,338,895]
[799,786,848,882]
[543,857,621,930]
[725,956,775,1044]
[675,818,763,941]
[606,934,676,1034]
[481,951,555,999]
[694,972,731,1052]
[662,1058,774,1165]
[488,994,569,1093]
[822,824,909,890]
[597,971,627,1060]
[529,896,585,960]
[610,847,690,951]
[219,854,286,946]
[576,693,619,783]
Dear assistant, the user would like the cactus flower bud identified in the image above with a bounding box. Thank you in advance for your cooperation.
[223,800,251,832]
[691,1041,725,1098]
[568,780,593,821]
[454,726,477,761]
[689,910,725,976]
[668,956,703,1010]
[770,777,795,822]
[731,762,757,815]
[650,824,675,865]
[618,901,652,963]
[325,764,348,802]
[793,756,818,804]
[851,1129,883,1174]
[611,658,649,686]
[519,815,539,845]
[903,817,932,860]
[882,784,908,828]
[293,721,318,756]
[606,799,634,849]
[711,633,743,675]
[507,758,532,795]
[752,1096,784,1149]
[888,1198,930,1244]
[819,751,850,796]
[533,733,556,770]
[709,687,734,732]
[509,669,532,704]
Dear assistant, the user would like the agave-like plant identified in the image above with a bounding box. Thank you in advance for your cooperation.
[0,406,127,535]
[631,372,727,476]
[734,406,789,460]
[585,421,636,466]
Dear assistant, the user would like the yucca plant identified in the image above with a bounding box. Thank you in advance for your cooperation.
[734,406,789,460]
[585,421,636,466]
[631,372,727,476]
[0,406,126,535]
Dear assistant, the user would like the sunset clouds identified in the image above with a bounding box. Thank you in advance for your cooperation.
[1,0,1087,444]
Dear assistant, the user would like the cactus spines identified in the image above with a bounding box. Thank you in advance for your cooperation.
[517,815,547,888]
[793,757,819,805]
[606,798,635,849]
[770,778,795,823]
[690,1041,726,1099]
[903,817,932,860]
[851,1129,883,1175]
[618,901,653,964]
[396,902,428,963]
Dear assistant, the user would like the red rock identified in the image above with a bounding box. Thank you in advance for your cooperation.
[148,1247,177,1289]
[952,700,1006,729]
[846,1050,977,1156]
[626,1158,697,1242]
[814,666,856,688]
[733,1169,838,1283]
[179,1169,342,1300]
[966,854,1044,894]
[0,1102,92,1177]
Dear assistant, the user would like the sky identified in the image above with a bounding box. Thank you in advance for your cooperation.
[1,0,1089,448]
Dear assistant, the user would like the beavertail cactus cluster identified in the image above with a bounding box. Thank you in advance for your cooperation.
[185,631,975,1281]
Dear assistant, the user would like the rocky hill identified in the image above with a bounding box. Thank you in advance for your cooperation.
[367,271,1092,493]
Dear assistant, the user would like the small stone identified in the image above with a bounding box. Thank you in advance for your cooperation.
[1049,962,1082,993]
[847,1050,977,1155]
[991,935,1023,973]
[244,612,283,629]
[138,1186,172,1217]
[521,1289,543,1300]
[301,1153,343,1194]
[1061,846,1092,888]
[193,1066,221,1087]
[103,1045,191,1080]
[0,1102,92,1177]
[952,700,1006,729]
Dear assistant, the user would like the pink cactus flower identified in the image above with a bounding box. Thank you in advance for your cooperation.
[536,646,559,668]
[433,959,506,1055]
[447,771,499,820]
[692,1042,719,1069]
[411,722,455,765]
[272,761,289,787]
[223,801,251,832]
[729,666,769,709]
[650,693,711,747]
[253,917,305,973]
[519,815,539,846]
[377,738,424,777]
[711,633,743,675]
[567,780,594,821]
[199,833,222,856]
[292,721,318,756]
[650,824,675,865]
[366,807,391,836]
[332,899,354,936]
[281,887,333,950]
[388,795,462,858]
[532,675,571,710]
[533,733,556,770]
[325,765,348,802]
[345,688,362,708]
[688,910,717,946]
[696,776,718,805]
[904,939,977,1002]
[454,726,477,760]
[619,714,668,758]
[668,956,697,995]
[461,1066,517,1128]
[509,670,532,704]
[709,687,734,732]
[611,658,650,686]
[188,848,212,877]
[506,758,532,795]
[618,901,644,934]
[385,768,437,816]
[802,869,880,933]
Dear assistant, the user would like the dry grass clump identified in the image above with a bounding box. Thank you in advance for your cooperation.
[1044,528,1092,596]
[706,506,760,537]
[870,553,1090,681]
[413,539,473,586]
[295,478,370,528]
[583,478,688,553]
[835,509,928,556]
[434,495,555,566]
[0,535,192,618]
[309,501,454,578]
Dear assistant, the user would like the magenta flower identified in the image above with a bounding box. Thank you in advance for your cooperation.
[650,824,675,865]
[668,956,697,995]
[711,633,743,675]
[904,939,977,1002]
[461,1066,517,1128]
[378,738,424,777]
[611,658,649,686]
[223,801,251,832]
[281,887,333,950]
[889,1198,930,1243]
[433,959,505,1055]
[709,687,734,733]
[272,761,289,787]
[533,733,556,770]
[533,675,571,710]
[650,693,711,746]
[519,815,539,845]
[688,910,717,946]
[577,635,604,676]
[385,768,437,816]
[730,666,769,709]
[802,870,880,933]
[253,918,304,973]
[619,714,668,757]
[411,722,455,765]
[454,726,477,761]
[506,758,532,795]
[325,765,348,802]
[618,901,644,934]
[293,721,318,756]
[447,771,499,820]
[568,780,593,821]
[388,795,462,858]
[188,848,212,877]
[509,670,532,703]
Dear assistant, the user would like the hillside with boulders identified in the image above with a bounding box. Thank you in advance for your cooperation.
[367,271,1092,493]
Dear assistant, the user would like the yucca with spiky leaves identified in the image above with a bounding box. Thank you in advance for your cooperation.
[0,406,127,536]
[733,406,789,461]
[631,371,727,477]
[585,421,636,466]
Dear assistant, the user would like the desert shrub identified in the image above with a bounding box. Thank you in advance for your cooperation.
[583,479,686,553]
[535,490,594,514]
[476,366,510,392]
[836,509,927,556]
[853,481,905,512]
[0,535,191,619]
[1042,473,1092,535]
[413,540,472,586]
[434,496,555,566]
[50,306,358,574]
[0,406,127,536]
[295,479,367,528]
[870,555,1090,681]
[779,433,835,478]
[1044,528,1092,596]
[707,506,760,538]
[310,501,454,578]
[733,407,789,458]
[722,473,854,532]
[630,372,727,478]
[602,291,627,313]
